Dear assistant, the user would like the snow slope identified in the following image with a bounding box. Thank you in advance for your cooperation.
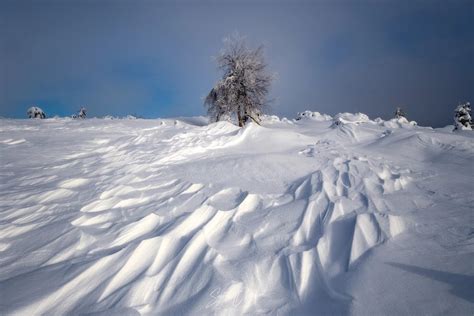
[0,115,473,315]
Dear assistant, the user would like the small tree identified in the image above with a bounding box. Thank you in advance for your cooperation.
[27,106,46,119]
[394,107,406,119]
[205,34,273,127]
[454,102,472,131]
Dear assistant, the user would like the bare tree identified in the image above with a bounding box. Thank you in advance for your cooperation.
[205,34,273,127]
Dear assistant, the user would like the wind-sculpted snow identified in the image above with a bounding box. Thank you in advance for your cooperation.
[0,116,473,315]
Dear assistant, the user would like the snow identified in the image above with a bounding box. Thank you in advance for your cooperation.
[0,115,473,315]
[296,110,332,121]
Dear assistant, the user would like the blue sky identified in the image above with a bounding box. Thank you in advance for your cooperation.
[1,0,473,126]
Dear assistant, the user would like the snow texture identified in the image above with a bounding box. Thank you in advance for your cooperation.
[0,114,473,315]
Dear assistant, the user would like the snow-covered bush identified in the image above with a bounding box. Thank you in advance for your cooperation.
[453,102,472,131]
[73,107,87,119]
[295,111,332,121]
[78,107,87,119]
[394,107,407,119]
[205,34,273,127]
[27,106,46,119]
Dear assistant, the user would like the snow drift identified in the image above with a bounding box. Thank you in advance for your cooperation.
[0,114,473,315]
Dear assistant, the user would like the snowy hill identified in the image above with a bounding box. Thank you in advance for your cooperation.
[1,114,473,315]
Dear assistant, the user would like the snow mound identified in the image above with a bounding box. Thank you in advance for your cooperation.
[379,117,418,128]
[332,112,372,126]
[260,114,281,122]
[296,110,332,121]
[102,115,142,120]
[259,114,294,125]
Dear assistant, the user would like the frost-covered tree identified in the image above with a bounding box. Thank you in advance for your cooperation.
[454,102,472,131]
[394,107,406,119]
[27,106,46,119]
[73,107,87,119]
[205,34,273,127]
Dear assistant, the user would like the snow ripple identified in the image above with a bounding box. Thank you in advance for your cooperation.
[1,117,460,315]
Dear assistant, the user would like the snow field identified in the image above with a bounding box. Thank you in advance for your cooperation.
[0,114,473,315]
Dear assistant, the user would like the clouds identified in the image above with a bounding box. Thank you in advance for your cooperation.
[1,0,472,126]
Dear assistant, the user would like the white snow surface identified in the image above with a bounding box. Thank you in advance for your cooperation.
[296,110,332,121]
[0,115,473,315]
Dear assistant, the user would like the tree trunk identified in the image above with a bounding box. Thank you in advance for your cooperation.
[237,107,243,127]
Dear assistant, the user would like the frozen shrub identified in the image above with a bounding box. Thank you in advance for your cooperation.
[27,106,46,119]
[78,107,87,119]
[73,107,87,119]
[454,102,472,131]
